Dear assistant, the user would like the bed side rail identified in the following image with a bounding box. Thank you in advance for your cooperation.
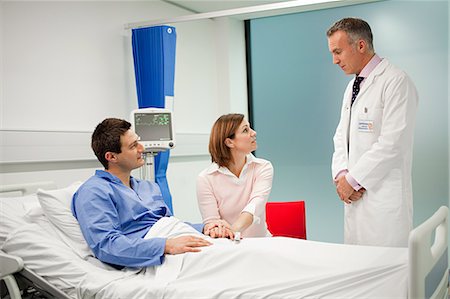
[0,181,56,196]
[409,206,449,299]
[0,251,24,299]
[19,267,72,299]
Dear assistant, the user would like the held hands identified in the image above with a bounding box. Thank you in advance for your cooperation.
[204,213,253,240]
[164,235,212,255]
[335,176,366,204]
[203,220,235,239]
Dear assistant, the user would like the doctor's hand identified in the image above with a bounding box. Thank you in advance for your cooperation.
[335,176,354,204]
[165,235,212,255]
[348,188,366,202]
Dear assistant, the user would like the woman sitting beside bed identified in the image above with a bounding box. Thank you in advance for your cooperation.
[197,113,274,238]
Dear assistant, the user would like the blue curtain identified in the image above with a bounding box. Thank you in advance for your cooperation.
[132,25,176,213]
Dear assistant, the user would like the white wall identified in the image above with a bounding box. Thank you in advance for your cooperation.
[0,1,248,223]
[214,17,249,116]
[170,16,248,221]
[0,2,3,120]
[0,1,227,131]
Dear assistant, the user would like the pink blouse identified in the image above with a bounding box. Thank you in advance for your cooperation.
[196,154,273,237]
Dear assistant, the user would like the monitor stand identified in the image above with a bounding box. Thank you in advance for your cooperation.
[141,152,157,183]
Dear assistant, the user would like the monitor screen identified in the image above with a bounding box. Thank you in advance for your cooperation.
[134,112,173,142]
[130,108,175,152]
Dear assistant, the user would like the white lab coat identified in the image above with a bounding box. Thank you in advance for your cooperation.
[332,59,418,247]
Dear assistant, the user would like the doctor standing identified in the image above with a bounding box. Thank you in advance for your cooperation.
[327,17,418,247]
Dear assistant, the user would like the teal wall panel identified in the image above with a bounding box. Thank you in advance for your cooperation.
[249,0,449,243]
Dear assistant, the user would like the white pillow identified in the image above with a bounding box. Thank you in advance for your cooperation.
[24,205,45,220]
[37,182,92,259]
[22,199,43,216]
[0,194,40,246]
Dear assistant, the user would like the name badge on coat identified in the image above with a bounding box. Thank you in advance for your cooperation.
[358,120,374,132]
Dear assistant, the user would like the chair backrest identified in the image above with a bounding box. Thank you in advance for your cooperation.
[265,201,306,239]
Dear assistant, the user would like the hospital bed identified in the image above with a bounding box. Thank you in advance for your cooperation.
[0,181,448,299]
[0,181,71,299]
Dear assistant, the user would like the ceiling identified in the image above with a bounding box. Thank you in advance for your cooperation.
[161,0,292,14]
[126,0,367,29]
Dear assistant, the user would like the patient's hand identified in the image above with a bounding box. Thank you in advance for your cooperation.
[165,235,212,255]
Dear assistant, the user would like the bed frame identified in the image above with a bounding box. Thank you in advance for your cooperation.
[0,181,448,299]
[0,181,71,299]
[409,205,449,299]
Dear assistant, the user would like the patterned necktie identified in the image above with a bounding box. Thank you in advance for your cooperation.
[351,76,364,106]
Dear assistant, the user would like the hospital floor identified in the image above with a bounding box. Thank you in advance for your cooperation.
[0,276,52,299]
[0,287,49,299]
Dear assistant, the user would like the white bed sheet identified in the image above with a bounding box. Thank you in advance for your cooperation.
[1,211,408,299]
[97,237,408,299]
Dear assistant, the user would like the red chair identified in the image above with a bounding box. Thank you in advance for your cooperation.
[265,201,306,239]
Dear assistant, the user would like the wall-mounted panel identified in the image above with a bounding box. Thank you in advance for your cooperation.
[0,130,208,165]
[249,0,449,243]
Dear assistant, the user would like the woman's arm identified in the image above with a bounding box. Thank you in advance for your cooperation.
[235,161,274,233]
[196,175,221,223]
[231,212,253,233]
[197,174,238,239]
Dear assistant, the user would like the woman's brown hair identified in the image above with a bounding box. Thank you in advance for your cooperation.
[209,113,244,168]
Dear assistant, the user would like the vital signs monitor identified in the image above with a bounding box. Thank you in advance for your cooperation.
[130,108,175,152]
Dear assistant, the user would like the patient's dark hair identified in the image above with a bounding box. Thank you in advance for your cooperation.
[91,118,131,169]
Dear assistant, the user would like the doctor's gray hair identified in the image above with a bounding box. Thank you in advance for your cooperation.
[327,17,374,53]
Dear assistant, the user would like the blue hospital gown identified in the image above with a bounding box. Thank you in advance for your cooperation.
[71,170,202,268]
